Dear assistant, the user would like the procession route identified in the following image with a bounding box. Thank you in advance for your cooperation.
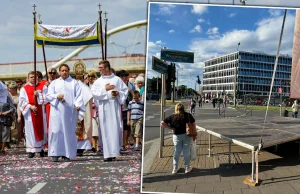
[26,182,47,194]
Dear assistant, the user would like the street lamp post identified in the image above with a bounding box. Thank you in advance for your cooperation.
[110,41,141,56]
[234,42,240,107]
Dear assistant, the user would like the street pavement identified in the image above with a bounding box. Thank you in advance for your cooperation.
[0,146,141,193]
[142,102,300,194]
[143,101,281,157]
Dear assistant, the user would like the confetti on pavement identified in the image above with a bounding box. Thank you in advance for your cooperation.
[0,146,141,193]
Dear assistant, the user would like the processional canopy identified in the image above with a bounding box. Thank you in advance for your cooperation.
[34,23,101,47]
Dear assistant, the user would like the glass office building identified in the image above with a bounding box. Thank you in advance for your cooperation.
[202,51,292,97]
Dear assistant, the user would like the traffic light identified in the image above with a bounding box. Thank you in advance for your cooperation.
[168,63,176,82]
[196,75,201,84]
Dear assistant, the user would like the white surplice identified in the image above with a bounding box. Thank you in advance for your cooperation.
[77,81,92,150]
[91,73,128,159]
[46,76,84,159]
[19,83,47,153]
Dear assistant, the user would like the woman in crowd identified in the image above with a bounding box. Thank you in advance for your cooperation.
[135,76,145,101]
[8,82,21,144]
[0,81,16,154]
[86,70,100,152]
[160,103,196,174]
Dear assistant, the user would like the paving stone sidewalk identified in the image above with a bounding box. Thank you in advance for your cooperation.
[142,132,300,194]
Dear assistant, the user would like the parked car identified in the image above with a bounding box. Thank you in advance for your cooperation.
[229,99,242,105]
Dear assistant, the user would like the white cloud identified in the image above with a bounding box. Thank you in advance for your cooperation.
[198,18,205,23]
[268,9,282,17]
[148,40,164,56]
[191,5,208,15]
[157,4,176,15]
[207,27,220,39]
[166,20,173,24]
[146,40,166,78]
[155,40,164,45]
[207,27,219,35]
[190,25,202,33]
[169,29,175,33]
[228,13,236,18]
[189,13,295,64]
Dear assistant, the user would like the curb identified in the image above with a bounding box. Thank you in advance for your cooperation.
[143,134,173,175]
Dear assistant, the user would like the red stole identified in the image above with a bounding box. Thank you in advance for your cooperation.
[24,84,44,141]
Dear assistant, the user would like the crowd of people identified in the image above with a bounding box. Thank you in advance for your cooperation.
[0,60,145,162]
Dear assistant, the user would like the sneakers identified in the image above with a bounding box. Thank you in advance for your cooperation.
[185,167,192,174]
[134,146,140,151]
[172,168,178,174]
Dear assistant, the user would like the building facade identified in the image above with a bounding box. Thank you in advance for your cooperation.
[203,51,292,98]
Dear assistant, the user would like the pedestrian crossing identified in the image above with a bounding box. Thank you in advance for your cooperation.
[145,107,174,121]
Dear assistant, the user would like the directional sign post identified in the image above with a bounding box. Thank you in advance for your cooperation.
[161,49,194,63]
[152,56,168,74]
[161,49,195,103]
[152,56,168,158]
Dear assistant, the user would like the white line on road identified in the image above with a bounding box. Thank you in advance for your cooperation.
[145,116,155,120]
[26,182,47,194]
[57,162,71,168]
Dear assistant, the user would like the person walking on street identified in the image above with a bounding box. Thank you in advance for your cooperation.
[292,100,299,118]
[91,60,128,162]
[189,98,196,115]
[46,64,84,162]
[212,98,216,108]
[198,95,202,108]
[160,103,196,174]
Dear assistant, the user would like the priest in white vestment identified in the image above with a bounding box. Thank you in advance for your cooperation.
[91,60,128,161]
[76,75,93,156]
[46,64,84,162]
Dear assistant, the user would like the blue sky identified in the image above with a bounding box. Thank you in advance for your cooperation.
[147,2,297,89]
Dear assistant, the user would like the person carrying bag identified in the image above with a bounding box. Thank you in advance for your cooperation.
[161,103,197,174]
[0,82,16,154]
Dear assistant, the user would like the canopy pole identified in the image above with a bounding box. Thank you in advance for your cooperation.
[104,11,108,60]
[98,3,105,61]
[42,42,48,81]
[33,4,38,113]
